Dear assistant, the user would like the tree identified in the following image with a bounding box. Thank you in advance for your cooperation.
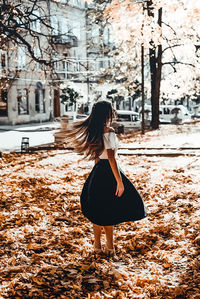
[146,1,162,129]
[60,83,83,107]
[103,0,200,129]
[0,0,76,63]
[106,88,125,109]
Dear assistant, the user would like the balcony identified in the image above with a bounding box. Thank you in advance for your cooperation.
[52,34,78,47]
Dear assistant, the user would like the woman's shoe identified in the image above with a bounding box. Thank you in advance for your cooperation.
[104,246,118,260]
[94,247,103,254]
[93,246,104,258]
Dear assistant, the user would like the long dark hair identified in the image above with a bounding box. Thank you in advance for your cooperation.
[66,100,115,160]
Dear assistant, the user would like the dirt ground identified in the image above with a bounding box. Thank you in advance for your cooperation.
[0,123,199,298]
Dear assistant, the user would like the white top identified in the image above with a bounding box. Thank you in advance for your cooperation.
[99,132,119,159]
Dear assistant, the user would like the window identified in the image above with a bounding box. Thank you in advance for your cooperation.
[34,48,42,70]
[51,16,59,35]
[99,59,104,69]
[31,10,41,32]
[18,46,26,69]
[1,53,6,68]
[51,16,72,41]
[0,90,8,117]
[132,115,139,121]
[65,104,73,112]
[69,0,81,7]
[35,89,45,113]
[62,61,67,71]
[163,108,170,114]
[74,57,80,72]
[16,8,26,29]
[54,60,59,71]
[103,25,114,46]
[103,26,109,45]
[60,17,69,35]
[117,114,131,122]
[62,61,68,78]
[67,61,73,72]
[103,57,109,68]
[92,24,99,44]
[95,59,99,71]
[17,89,29,115]
[77,0,85,8]
[72,21,81,39]
[0,51,8,76]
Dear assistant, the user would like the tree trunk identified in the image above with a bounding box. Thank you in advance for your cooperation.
[149,47,158,129]
[153,8,162,129]
[147,2,162,130]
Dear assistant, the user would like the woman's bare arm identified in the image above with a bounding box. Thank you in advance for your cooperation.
[107,149,124,197]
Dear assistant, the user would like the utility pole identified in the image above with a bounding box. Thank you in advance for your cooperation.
[141,44,145,134]
[141,1,145,134]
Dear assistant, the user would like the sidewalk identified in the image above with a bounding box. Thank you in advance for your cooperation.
[0,121,61,132]
[1,120,200,154]
[0,121,61,153]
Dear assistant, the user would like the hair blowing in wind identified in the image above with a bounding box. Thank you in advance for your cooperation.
[65,101,115,160]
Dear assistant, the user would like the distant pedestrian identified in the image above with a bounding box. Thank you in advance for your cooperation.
[66,100,147,258]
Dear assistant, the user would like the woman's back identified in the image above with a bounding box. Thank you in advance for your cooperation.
[99,130,119,159]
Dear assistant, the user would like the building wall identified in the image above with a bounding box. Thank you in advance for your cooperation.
[0,0,118,125]
[0,1,88,125]
[0,82,51,125]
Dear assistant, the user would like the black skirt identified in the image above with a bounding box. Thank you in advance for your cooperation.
[80,159,147,226]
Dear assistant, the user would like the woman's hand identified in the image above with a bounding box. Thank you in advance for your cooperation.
[115,180,124,197]
[106,148,125,197]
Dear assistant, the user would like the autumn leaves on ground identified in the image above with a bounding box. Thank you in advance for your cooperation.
[0,124,200,298]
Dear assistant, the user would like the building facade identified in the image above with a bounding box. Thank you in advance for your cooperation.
[0,1,87,125]
[0,0,118,125]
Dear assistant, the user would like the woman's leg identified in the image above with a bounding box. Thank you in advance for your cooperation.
[93,224,102,249]
[103,225,114,249]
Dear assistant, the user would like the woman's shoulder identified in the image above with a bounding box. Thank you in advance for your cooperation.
[104,127,115,134]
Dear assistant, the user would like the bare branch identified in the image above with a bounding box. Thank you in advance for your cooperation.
[162,44,184,54]
[162,61,195,73]
[162,21,177,35]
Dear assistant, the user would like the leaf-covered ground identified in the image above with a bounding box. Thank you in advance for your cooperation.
[0,126,200,298]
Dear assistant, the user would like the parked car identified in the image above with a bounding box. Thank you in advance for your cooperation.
[74,113,88,121]
[112,110,141,133]
[62,111,88,123]
[159,105,192,123]
[191,105,200,119]
[140,104,192,124]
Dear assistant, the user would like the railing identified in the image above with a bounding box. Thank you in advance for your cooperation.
[54,57,114,75]
[52,35,78,47]
[0,57,114,79]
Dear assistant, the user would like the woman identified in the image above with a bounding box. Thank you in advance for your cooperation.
[67,100,147,258]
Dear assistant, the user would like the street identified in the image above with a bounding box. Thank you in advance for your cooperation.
[1,121,200,154]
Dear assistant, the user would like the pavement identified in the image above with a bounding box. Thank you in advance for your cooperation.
[118,121,200,156]
[1,120,200,155]
[0,121,61,132]
[0,121,61,153]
